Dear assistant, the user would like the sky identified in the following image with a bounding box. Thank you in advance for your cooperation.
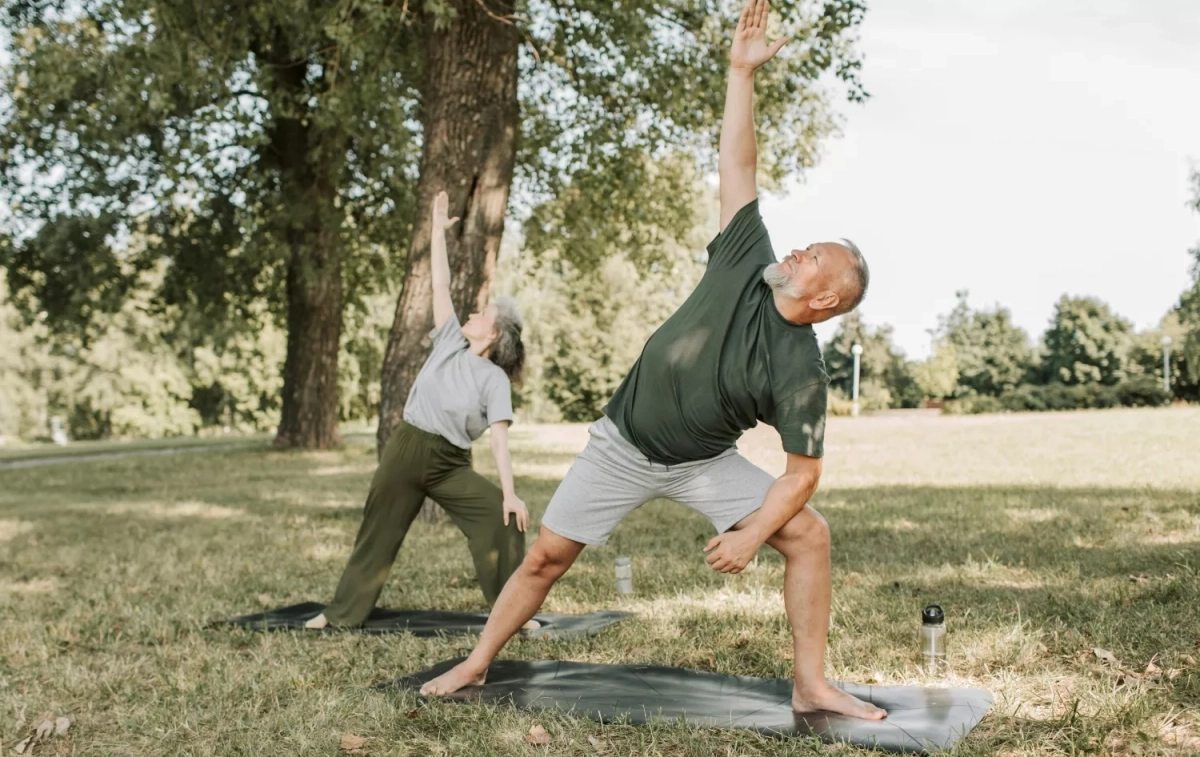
[758,0,1200,358]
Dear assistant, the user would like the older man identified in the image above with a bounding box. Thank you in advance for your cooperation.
[422,0,880,720]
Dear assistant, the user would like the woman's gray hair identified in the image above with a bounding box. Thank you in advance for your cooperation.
[490,296,526,382]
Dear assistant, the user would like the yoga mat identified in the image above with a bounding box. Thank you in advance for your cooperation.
[388,659,992,754]
[215,602,630,639]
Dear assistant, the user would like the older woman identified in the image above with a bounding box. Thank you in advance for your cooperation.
[307,190,528,629]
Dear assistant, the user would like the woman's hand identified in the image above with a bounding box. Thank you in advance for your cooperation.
[503,492,529,532]
[432,190,459,232]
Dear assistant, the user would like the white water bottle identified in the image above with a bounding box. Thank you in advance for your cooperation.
[920,604,946,674]
[614,557,633,595]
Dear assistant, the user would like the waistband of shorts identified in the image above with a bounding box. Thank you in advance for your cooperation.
[595,415,733,469]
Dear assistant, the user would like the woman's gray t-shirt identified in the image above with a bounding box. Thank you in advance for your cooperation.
[402,313,514,449]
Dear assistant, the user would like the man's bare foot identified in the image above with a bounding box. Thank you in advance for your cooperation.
[304,613,329,630]
[420,661,487,696]
[520,619,541,631]
[793,682,887,720]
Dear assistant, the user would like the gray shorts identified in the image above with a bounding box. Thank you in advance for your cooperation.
[541,416,775,546]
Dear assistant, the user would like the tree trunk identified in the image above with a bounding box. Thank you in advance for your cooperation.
[274,223,344,448]
[271,110,346,449]
[377,0,520,518]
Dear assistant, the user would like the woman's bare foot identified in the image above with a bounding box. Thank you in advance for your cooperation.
[520,619,542,631]
[304,613,329,630]
[420,661,487,696]
[793,682,887,720]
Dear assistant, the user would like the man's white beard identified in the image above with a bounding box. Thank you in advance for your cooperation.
[763,263,800,299]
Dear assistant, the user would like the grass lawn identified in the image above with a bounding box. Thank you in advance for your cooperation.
[1,407,1198,755]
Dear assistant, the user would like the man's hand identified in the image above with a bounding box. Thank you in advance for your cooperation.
[503,493,529,532]
[730,0,788,73]
[704,529,762,574]
[432,190,459,232]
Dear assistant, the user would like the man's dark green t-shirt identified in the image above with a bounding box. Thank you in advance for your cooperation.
[605,200,829,465]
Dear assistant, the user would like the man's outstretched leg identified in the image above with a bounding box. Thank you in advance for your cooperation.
[762,507,886,719]
[421,527,585,695]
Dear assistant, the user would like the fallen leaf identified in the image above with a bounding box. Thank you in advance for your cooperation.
[54,717,70,736]
[35,721,53,739]
[1093,648,1119,665]
[527,724,551,746]
[405,709,420,719]
[1182,654,1197,667]
[1146,660,1162,679]
[587,734,608,752]
[449,577,459,586]
[339,734,366,754]
[15,737,33,755]
[1167,668,1182,680]
[257,594,273,606]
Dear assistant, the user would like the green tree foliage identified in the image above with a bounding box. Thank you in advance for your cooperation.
[0,268,199,440]
[0,265,390,441]
[1167,174,1200,399]
[0,272,53,439]
[1,0,420,447]
[912,341,959,400]
[338,291,394,424]
[822,312,920,410]
[1126,312,1193,401]
[1041,295,1134,386]
[185,313,287,432]
[936,291,1032,396]
[509,248,704,423]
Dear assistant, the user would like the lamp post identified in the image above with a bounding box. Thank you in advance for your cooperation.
[851,343,863,417]
[1162,335,1172,395]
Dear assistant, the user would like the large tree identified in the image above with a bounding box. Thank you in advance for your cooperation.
[1041,295,1133,386]
[374,0,870,451]
[937,290,1032,397]
[1,0,419,448]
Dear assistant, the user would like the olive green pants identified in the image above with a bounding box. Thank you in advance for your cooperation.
[323,422,524,626]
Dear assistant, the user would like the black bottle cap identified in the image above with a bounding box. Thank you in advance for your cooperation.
[922,605,945,625]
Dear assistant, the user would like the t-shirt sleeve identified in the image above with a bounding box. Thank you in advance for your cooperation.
[774,380,828,458]
[428,311,468,356]
[484,372,514,427]
[706,200,774,270]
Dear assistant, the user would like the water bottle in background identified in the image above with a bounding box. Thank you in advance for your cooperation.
[920,604,946,674]
[614,556,633,595]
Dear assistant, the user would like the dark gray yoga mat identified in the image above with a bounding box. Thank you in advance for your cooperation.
[387,659,992,754]
[215,602,630,639]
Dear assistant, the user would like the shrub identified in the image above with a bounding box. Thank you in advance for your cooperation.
[1114,375,1170,407]
[943,394,1006,415]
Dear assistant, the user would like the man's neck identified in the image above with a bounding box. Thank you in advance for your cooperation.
[772,292,817,326]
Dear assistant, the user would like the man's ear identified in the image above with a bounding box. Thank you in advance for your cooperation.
[808,290,840,312]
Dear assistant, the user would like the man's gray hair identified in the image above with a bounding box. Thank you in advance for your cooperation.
[837,238,870,315]
[490,296,525,381]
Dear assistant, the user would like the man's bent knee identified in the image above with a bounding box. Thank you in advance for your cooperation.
[770,506,830,555]
[522,529,583,581]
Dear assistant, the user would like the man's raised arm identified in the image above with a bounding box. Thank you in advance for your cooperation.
[719,0,788,231]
